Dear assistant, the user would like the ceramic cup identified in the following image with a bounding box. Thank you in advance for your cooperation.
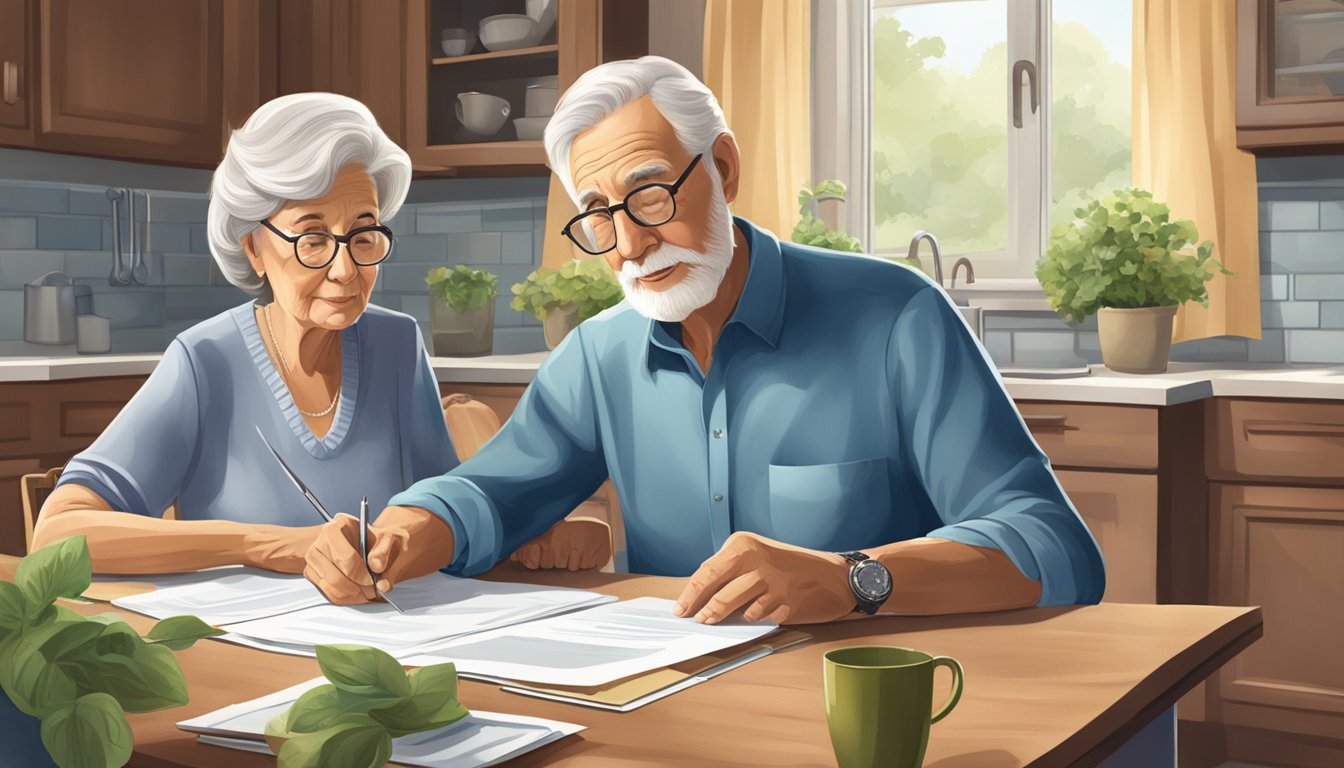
[76,314,111,354]
[823,646,964,768]
[455,92,511,135]
[525,84,558,116]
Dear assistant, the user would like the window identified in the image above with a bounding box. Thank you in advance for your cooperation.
[868,0,1132,281]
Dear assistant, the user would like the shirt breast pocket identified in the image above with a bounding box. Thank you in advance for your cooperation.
[767,457,891,550]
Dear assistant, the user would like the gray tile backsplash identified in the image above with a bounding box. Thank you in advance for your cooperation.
[0,157,548,354]
[985,156,1344,367]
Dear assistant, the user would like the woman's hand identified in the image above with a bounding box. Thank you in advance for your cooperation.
[509,517,612,571]
[301,514,378,603]
[242,523,325,574]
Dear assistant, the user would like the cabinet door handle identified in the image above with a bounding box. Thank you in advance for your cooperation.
[1024,414,1070,430]
[1243,420,1344,440]
[2,61,20,106]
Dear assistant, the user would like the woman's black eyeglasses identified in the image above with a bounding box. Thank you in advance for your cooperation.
[259,219,395,269]
[560,154,703,255]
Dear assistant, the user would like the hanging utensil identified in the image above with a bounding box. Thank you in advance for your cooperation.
[131,190,151,285]
[106,188,130,286]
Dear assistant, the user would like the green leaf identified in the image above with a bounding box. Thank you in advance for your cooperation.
[87,641,188,712]
[279,684,377,734]
[367,662,469,737]
[315,645,410,702]
[0,580,27,635]
[0,612,88,717]
[269,718,393,768]
[40,692,133,768]
[144,615,224,651]
[39,621,105,664]
[16,536,92,617]
[91,619,140,658]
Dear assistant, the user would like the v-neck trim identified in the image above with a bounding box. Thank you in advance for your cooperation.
[234,302,360,458]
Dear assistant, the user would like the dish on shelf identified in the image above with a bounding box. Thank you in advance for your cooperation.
[525,84,558,116]
[513,116,551,141]
[479,13,544,52]
[525,74,559,90]
[456,91,511,135]
[440,27,476,57]
[525,0,558,38]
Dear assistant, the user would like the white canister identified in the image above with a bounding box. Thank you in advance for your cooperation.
[76,314,112,354]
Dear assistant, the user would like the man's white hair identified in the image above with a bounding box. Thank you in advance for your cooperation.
[207,92,411,296]
[544,55,732,202]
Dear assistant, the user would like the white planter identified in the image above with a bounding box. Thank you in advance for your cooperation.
[542,302,581,349]
[1097,305,1178,374]
[430,297,494,357]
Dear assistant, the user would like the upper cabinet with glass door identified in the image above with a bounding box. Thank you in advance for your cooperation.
[404,0,647,175]
[1236,0,1344,154]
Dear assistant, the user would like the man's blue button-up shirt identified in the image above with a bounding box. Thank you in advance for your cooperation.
[391,217,1105,606]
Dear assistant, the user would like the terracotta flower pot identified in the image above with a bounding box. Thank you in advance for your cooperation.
[542,302,582,349]
[430,297,494,357]
[1097,305,1178,374]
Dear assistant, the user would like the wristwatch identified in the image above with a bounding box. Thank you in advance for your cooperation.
[839,551,892,615]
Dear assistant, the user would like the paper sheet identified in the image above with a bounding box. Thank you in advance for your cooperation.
[113,568,327,625]
[178,678,583,768]
[400,596,779,687]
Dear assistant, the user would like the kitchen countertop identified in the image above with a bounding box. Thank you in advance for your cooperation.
[1,352,1340,404]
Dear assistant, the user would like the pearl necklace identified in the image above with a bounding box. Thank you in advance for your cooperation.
[263,303,341,418]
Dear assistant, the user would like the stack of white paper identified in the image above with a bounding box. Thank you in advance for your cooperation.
[113,569,615,659]
[177,678,583,768]
[401,597,779,687]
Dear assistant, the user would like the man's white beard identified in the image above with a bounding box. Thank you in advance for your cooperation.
[617,179,735,323]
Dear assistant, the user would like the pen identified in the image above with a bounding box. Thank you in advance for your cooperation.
[256,425,333,523]
[361,496,406,614]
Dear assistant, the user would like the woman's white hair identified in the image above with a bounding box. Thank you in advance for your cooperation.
[207,92,411,295]
[544,56,732,202]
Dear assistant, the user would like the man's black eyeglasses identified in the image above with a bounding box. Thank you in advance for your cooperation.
[260,219,395,269]
[560,154,703,255]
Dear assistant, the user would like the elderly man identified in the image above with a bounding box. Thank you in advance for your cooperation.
[364,56,1104,625]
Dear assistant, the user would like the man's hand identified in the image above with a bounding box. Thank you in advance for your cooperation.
[365,505,456,593]
[673,532,856,625]
[509,517,611,571]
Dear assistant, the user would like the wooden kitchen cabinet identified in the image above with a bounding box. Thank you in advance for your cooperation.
[404,0,647,175]
[1017,400,1206,606]
[0,376,147,556]
[278,0,407,147]
[1194,398,1344,767]
[1236,0,1344,154]
[0,0,35,146]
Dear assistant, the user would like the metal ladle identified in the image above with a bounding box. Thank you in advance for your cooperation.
[106,188,131,286]
[131,191,150,285]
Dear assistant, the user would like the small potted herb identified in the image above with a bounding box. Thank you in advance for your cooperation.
[265,644,468,767]
[791,179,864,253]
[426,265,499,357]
[1036,187,1233,374]
[510,259,623,349]
[0,536,222,768]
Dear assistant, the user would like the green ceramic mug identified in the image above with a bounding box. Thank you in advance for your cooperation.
[823,646,964,768]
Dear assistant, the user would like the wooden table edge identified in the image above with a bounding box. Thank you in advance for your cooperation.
[1044,605,1264,768]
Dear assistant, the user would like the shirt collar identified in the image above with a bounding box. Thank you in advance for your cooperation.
[642,216,787,375]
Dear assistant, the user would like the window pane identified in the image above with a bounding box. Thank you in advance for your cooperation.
[1050,1,1132,233]
[872,0,1009,262]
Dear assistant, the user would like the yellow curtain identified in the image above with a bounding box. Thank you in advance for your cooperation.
[1133,0,1261,342]
[702,0,811,239]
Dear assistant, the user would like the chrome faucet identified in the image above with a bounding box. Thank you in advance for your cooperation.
[907,231,943,288]
[949,257,975,289]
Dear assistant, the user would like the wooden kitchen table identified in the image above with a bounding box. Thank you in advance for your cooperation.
[0,556,1261,768]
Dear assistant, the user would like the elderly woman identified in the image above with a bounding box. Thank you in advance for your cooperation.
[31,93,460,603]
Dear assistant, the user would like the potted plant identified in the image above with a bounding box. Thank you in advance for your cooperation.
[425,265,499,357]
[1036,188,1233,374]
[0,536,221,768]
[510,258,623,349]
[792,179,864,254]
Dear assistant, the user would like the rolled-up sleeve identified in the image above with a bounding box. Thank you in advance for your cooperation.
[57,339,201,518]
[388,325,609,576]
[890,285,1106,606]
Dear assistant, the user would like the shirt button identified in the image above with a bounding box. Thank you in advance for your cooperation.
[713,494,724,502]
[712,428,724,439]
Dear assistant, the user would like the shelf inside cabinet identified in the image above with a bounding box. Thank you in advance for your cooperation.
[432,44,559,66]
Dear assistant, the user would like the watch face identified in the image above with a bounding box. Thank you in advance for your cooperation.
[854,561,892,600]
